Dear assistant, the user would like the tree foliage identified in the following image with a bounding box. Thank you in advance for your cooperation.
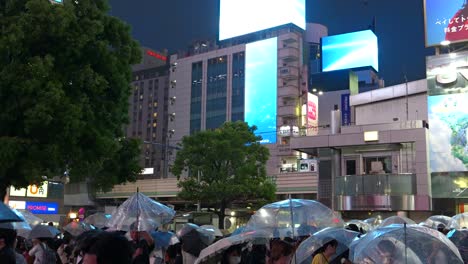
[172,121,276,228]
[0,0,142,194]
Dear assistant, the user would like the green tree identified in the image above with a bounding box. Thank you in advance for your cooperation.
[0,0,142,198]
[172,121,276,229]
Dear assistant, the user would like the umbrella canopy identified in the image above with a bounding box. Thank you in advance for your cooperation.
[294,227,360,264]
[7,209,37,237]
[346,220,372,233]
[244,199,343,238]
[150,230,179,249]
[379,215,416,227]
[177,223,216,257]
[201,225,223,237]
[0,203,23,223]
[447,229,468,263]
[421,215,452,229]
[84,212,111,229]
[63,221,97,237]
[363,216,382,229]
[350,224,463,264]
[106,192,175,231]
[17,209,43,227]
[448,212,468,229]
[195,230,270,264]
[28,225,61,239]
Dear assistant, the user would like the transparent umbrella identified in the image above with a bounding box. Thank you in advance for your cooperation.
[448,212,468,229]
[379,215,416,227]
[84,212,111,229]
[63,221,97,237]
[447,229,468,263]
[350,224,463,264]
[29,225,61,239]
[421,215,452,229]
[17,209,43,227]
[177,223,216,257]
[294,227,360,264]
[244,199,343,238]
[194,230,270,264]
[106,191,175,231]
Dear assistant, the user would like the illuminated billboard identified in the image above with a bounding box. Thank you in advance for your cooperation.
[424,0,468,46]
[321,30,378,72]
[245,37,277,144]
[306,93,318,136]
[428,93,468,173]
[219,0,306,41]
[426,51,468,96]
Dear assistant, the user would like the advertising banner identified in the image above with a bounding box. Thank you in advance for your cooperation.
[26,201,58,215]
[341,93,351,126]
[427,52,468,176]
[424,0,468,46]
[306,93,318,136]
[9,182,48,198]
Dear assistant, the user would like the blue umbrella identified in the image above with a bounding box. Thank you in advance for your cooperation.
[0,203,22,223]
[150,230,179,249]
[230,226,245,236]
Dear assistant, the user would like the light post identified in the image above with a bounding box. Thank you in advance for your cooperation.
[143,129,178,178]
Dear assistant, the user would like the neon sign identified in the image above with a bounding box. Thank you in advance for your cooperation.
[146,50,167,61]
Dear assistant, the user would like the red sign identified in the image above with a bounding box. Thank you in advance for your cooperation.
[146,50,167,61]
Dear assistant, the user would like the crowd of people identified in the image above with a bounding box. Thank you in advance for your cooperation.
[0,220,466,264]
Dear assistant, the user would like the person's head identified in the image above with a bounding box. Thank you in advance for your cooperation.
[0,225,16,249]
[320,239,338,258]
[270,239,292,260]
[223,245,241,264]
[346,223,360,233]
[377,240,396,264]
[83,232,133,264]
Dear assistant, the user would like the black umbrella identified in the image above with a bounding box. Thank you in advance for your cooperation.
[180,228,209,257]
[0,203,23,223]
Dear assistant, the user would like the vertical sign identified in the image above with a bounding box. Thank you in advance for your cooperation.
[341,93,351,126]
[306,93,318,136]
[245,37,277,144]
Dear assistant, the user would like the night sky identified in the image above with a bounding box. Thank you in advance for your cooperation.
[109,0,435,86]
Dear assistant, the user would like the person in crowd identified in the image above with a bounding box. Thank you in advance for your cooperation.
[165,243,182,264]
[243,243,267,264]
[82,231,133,264]
[73,230,102,264]
[376,240,401,264]
[0,223,17,264]
[311,239,338,264]
[29,237,56,264]
[267,239,293,264]
[129,223,155,264]
[221,245,242,264]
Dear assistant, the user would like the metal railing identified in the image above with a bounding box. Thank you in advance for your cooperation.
[335,173,416,196]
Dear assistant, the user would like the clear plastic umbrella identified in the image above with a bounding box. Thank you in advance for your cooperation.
[379,215,416,227]
[421,215,452,229]
[177,223,216,257]
[28,225,61,239]
[448,212,468,229]
[350,224,463,264]
[17,209,43,227]
[63,221,97,237]
[201,225,223,237]
[244,199,344,238]
[194,230,270,264]
[84,212,111,229]
[294,227,360,264]
[363,216,382,229]
[106,191,175,231]
[447,229,468,263]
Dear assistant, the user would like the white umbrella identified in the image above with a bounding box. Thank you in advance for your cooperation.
[29,225,60,239]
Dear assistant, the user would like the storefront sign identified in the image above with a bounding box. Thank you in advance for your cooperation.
[26,201,58,215]
[341,93,351,126]
[8,200,26,210]
[9,182,48,198]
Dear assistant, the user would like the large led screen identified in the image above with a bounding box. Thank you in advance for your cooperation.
[424,0,468,46]
[245,37,277,144]
[428,93,468,173]
[426,51,468,96]
[219,0,305,41]
[321,30,378,72]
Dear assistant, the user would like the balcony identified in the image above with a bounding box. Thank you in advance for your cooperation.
[279,66,299,81]
[277,104,297,117]
[279,47,299,62]
[335,173,417,211]
[278,85,299,98]
[270,172,318,194]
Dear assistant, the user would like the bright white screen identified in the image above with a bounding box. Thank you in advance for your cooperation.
[219,0,306,41]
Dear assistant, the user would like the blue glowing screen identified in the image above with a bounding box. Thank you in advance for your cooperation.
[322,30,379,72]
[424,0,466,46]
[219,0,305,41]
[26,201,59,215]
[245,37,277,144]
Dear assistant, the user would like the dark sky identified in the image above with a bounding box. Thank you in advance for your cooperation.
[109,0,434,86]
